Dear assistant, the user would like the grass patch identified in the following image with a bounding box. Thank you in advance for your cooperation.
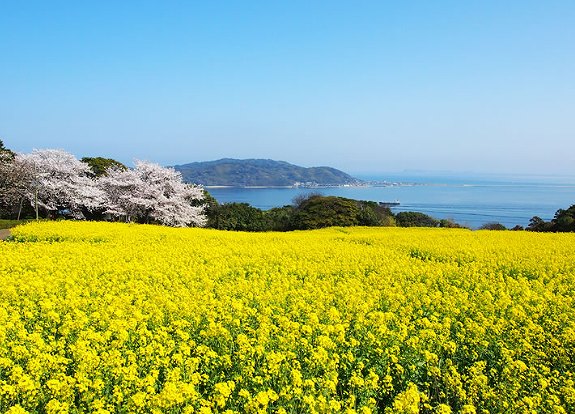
[0,219,36,229]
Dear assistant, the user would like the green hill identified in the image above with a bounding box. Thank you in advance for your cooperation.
[172,159,361,187]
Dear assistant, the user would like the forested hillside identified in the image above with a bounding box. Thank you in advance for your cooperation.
[172,158,361,187]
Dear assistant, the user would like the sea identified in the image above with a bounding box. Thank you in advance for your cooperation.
[206,173,575,229]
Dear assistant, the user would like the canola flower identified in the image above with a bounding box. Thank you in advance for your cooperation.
[1,221,574,413]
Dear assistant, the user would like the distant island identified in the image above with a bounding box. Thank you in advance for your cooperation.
[172,158,363,187]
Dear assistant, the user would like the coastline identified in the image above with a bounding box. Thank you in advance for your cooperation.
[204,182,411,190]
[206,176,574,229]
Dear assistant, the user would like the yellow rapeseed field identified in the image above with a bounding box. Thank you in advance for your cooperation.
[1,221,574,413]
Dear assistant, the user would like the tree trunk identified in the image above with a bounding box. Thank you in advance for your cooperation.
[17,197,24,220]
[35,188,39,220]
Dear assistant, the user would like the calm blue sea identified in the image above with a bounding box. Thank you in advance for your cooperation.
[206,173,575,229]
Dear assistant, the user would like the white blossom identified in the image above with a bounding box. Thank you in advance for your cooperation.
[98,160,206,227]
[14,149,104,217]
[0,154,35,217]
[2,149,206,226]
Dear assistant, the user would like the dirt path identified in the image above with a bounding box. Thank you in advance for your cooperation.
[0,229,11,240]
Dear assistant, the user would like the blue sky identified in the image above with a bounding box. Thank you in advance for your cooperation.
[1,1,574,175]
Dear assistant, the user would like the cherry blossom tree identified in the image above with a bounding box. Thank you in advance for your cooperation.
[2,148,206,226]
[14,149,105,218]
[0,156,36,219]
[96,166,141,222]
[98,161,206,227]
[0,143,29,218]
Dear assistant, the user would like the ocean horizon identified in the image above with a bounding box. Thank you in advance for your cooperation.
[206,172,575,229]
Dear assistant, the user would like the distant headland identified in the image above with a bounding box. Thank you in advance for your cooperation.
[172,158,364,187]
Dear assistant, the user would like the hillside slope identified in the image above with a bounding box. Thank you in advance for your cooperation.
[172,158,361,187]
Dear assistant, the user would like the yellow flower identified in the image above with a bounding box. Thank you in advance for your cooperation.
[391,383,421,414]
[5,405,30,414]
[1,221,574,413]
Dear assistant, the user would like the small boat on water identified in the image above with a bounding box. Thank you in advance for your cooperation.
[379,200,400,207]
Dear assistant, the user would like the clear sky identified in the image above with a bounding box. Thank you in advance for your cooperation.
[1,1,574,175]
